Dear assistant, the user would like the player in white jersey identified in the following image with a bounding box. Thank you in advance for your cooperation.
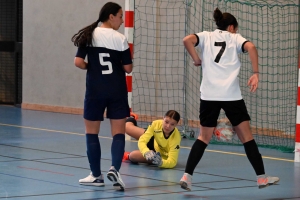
[71,2,132,191]
[179,8,279,191]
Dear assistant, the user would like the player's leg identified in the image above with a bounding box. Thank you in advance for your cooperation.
[106,96,129,191]
[106,118,127,191]
[180,125,214,191]
[180,100,220,191]
[233,120,253,143]
[123,117,146,162]
[234,121,279,188]
[127,150,148,163]
[125,117,145,140]
[127,136,155,164]
[224,100,279,189]
[110,118,127,169]
[79,99,105,186]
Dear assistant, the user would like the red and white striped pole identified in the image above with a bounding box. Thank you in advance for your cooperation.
[296,48,300,162]
[125,0,134,140]
[295,5,300,162]
[295,54,300,162]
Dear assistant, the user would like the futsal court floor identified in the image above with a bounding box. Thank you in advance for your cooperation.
[0,105,299,200]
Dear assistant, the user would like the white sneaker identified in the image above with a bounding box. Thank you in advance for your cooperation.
[79,173,104,186]
[180,173,192,191]
[107,167,125,191]
[257,174,280,189]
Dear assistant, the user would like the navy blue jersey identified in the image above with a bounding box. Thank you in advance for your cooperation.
[76,27,132,99]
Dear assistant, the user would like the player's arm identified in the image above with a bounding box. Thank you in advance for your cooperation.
[74,57,87,70]
[123,63,132,74]
[159,132,181,168]
[74,47,88,70]
[138,124,155,156]
[122,39,133,74]
[183,34,201,66]
[244,42,259,92]
[121,48,133,74]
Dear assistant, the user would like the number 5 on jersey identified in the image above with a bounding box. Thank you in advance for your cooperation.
[99,53,113,74]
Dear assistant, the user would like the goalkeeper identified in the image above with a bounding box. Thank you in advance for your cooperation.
[123,110,181,168]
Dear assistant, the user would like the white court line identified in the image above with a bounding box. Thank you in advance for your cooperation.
[0,123,294,162]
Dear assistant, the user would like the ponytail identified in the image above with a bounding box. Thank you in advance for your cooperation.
[213,8,238,31]
[71,2,122,47]
[71,21,99,47]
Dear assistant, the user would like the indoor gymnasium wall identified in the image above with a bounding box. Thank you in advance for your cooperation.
[22,0,125,114]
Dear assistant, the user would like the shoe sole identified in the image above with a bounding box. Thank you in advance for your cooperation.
[107,172,125,191]
[258,180,279,189]
[258,184,269,189]
[180,181,191,191]
[79,182,105,187]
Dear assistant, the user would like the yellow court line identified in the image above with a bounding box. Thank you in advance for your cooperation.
[0,123,111,140]
[0,123,294,162]
[181,146,294,162]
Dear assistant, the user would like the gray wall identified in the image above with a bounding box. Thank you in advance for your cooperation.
[23,0,299,137]
[23,0,125,108]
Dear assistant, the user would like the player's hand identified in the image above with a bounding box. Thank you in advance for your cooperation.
[247,73,259,92]
[193,58,202,66]
[152,152,163,166]
[144,150,156,161]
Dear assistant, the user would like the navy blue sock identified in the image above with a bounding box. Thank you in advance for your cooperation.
[111,134,125,171]
[86,134,101,177]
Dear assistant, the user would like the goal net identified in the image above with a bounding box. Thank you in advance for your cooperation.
[132,0,299,152]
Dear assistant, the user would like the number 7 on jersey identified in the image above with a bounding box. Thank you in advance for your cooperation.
[214,42,226,63]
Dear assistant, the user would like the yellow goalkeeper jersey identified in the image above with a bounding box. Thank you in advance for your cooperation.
[138,119,181,168]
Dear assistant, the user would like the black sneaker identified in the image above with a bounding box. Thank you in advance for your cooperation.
[107,168,125,191]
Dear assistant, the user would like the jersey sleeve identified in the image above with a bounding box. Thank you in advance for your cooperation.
[195,31,209,48]
[121,36,132,65]
[122,48,132,65]
[138,123,155,156]
[159,129,181,169]
[235,34,248,54]
[75,47,88,59]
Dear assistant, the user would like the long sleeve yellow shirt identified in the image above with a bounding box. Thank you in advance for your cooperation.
[138,119,181,168]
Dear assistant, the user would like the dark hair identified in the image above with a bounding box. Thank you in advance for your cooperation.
[71,2,122,47]
[164,110,181,123]
[213,8,238,31]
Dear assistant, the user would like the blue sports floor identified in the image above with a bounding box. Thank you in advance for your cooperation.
[0,105,299,200]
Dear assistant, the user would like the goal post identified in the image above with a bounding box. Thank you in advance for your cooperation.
[295,1,300,162]
[130,0,299,159]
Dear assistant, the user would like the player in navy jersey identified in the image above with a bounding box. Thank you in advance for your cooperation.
[71,2,132,191]
[179,8,279,191]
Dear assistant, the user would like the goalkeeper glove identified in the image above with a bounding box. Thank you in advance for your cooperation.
[152,152,163,166]
[144,150,156,161]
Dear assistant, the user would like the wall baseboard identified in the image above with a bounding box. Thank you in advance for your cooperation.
[20,103,197,127]
[21,103,83,115]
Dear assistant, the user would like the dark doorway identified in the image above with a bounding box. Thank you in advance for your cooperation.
[0,0,22,105]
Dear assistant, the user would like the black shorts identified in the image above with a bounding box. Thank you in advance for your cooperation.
[84,96,130,121]
[199,99,251,127]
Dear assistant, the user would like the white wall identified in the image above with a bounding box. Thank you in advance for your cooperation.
[23,0,125,108]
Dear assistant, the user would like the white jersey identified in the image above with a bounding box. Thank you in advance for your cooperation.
[195,29,248,100]
[92,27,129,51]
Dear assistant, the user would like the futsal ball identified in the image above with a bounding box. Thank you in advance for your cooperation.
[213,118,235,141]
[213,127,234,141]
